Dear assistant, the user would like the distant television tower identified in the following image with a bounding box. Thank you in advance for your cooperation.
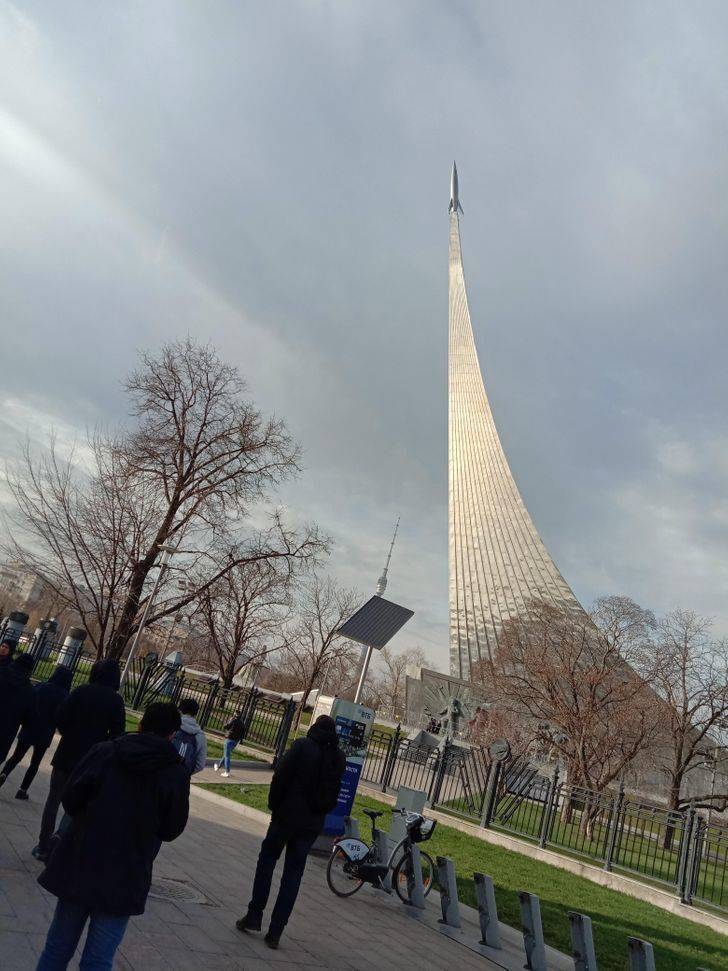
[376,518,400,596]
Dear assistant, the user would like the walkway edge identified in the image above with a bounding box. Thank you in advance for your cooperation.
[191,784,271,827]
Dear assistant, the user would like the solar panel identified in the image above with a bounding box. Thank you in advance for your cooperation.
[337,595,414,649]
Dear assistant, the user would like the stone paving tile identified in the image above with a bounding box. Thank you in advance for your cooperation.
[0,755,496,970]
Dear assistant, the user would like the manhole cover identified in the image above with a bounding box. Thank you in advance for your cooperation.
[148,876,216,906]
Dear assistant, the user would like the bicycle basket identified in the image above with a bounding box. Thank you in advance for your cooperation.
[410,818,436,843]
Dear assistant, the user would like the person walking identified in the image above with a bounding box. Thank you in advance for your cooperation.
[172,697,207,775]
[0,664,73,800]
[35,701,190,970]
[33,658,125,862]
[0,652,36,764]
[214,712,244,777]
[236,714,345,949]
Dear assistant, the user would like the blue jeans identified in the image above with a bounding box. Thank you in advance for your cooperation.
[221,738,236,772]
[36,899,129,970]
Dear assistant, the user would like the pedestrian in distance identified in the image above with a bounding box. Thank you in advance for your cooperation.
[33,658,125,862]
[236,713,345,949]
[35,701,190,971]
[172,697,207,774]
[0,652,36,764]
[0,664,73,800]
[214,711,244,777]
[0,638,16,669]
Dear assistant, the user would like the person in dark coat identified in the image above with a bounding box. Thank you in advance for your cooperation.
[0,652,36,764]
[237,714,345,948]
[35,701,190,971]
[33,658,126,861]
[0,638,16,669]
[0,665,73,799]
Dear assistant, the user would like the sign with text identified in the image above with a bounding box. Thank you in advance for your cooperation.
[323,698,375,837]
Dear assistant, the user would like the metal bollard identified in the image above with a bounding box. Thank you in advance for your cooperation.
[628,938,656,971]
[436,856,461,928]
[374,831,392,891]
[569,913,598,970]
[518,891,547,971]
[473,873,501,949]
[406,843,426,909]
[343,817,360,839]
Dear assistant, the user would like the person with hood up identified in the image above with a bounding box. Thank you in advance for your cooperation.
[236,713,345,949]
[0,652,36,764]
[0,638,16,669]
[33,658,126,862]
[0,664,73,800]
[172,697,207,774]
[35,701,190,970]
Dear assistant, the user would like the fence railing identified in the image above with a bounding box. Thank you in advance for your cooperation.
[361,732,728,914]
[25,648,296,764]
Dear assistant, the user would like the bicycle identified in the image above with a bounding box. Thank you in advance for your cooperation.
[326,807,437,903]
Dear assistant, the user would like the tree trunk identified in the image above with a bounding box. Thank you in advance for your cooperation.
[662,783,682,851]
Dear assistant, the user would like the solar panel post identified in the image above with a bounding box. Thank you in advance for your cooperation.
[353,644,373,704]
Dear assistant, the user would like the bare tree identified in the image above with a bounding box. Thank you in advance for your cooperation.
[192,548,292,687]
[481,598,657,795]
[274,574,360,727]
[369,646,428,721]
[4,340,323,658]
[635,609,728,814]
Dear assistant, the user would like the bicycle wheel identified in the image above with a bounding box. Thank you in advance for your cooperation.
[326,847,365,898]
[393,849,435,902]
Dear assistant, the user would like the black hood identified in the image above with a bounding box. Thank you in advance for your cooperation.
[90,658,120,690]
[307,715,339,749]
[48,665,73,691]
[112,732,181,775]
[12,653,35,675]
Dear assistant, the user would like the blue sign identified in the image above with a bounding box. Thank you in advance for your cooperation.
[323,699,374,836]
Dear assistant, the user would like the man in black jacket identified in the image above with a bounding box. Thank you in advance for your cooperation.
[35,702,190,971]
[0,664,73,799]
[236,714,345,949]
[0,652,36,763]
[33,658,126,861]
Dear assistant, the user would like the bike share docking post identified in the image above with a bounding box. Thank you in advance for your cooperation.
[569,913,597,971]
[374,831,392,891]
[406,844,426,909]
[473,873,501,949]
[343,817,360,839]
[628,938,656,971]
[436,857,461,928]
[518,892,547,971]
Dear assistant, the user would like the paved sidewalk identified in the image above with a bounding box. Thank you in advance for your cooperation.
[0,759,499,970]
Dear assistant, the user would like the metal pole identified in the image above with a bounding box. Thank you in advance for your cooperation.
[119,548,173,689]
[353,644,373,704]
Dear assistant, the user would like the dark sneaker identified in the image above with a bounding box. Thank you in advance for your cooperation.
[15,789,29,800]
[235,912,262,934]
[264,932,280,950]
[31,845,48,863]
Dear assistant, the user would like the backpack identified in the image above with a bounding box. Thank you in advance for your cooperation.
[309,744,344,814]
[172,727,198,774]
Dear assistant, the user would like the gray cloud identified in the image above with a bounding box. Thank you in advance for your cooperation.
[1,1,727,665]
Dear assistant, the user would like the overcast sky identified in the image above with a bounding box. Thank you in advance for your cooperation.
[1,1,727,668]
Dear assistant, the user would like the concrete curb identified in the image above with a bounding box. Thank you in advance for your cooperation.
[191,783,271,827]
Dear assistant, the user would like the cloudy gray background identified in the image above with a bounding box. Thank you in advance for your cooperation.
[1,1,727,667]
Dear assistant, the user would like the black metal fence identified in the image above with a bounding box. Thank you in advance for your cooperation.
[361,731,728,914]
[23,645,296,763]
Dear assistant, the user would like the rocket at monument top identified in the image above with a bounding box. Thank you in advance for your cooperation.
[449,161,464,215]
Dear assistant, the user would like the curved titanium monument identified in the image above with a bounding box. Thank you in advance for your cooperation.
[448,162,582,680]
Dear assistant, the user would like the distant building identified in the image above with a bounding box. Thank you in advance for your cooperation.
[0,561,48,609]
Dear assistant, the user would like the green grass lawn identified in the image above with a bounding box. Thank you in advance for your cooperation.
[196,782,728,971]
